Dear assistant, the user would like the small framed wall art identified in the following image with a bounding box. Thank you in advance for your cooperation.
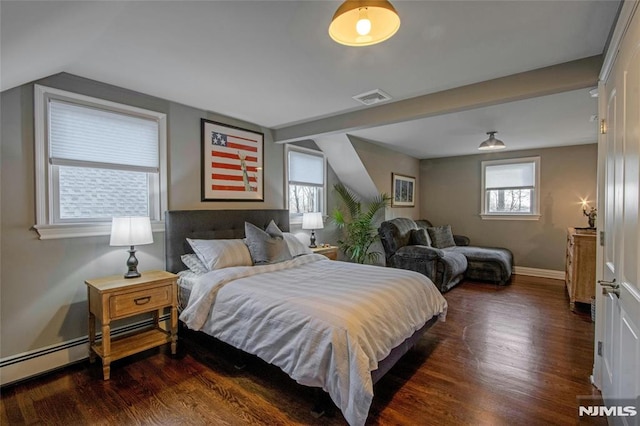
[201,119,264,201]
[391,173,415,207]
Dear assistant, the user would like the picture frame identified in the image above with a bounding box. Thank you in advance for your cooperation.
[391,173,416,207]
[201,118,264,201]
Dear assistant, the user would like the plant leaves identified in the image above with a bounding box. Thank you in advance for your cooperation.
[332,184,389,264]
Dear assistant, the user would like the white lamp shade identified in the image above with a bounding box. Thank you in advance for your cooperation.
[302,212,324,230]
[110,217,153,246]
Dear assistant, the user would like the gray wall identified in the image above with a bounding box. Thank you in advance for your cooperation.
[350,137,421,220]
[419,144,598,271]
[0,73,284,358]
[337,136,421,264]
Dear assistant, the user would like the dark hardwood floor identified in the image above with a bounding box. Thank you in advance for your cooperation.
[1,275,604,425]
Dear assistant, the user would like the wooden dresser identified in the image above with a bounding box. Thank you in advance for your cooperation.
[565,227,596,311]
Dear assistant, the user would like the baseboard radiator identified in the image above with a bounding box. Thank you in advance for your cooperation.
[0,314,171,386]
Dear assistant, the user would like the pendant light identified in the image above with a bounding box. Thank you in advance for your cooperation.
[478,131,506,151]
[329,0,401,47]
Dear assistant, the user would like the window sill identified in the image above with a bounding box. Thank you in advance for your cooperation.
[480,214,541,221]
[33,221,165,240]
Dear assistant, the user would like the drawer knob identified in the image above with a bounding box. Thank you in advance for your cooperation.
[134,296,151,305]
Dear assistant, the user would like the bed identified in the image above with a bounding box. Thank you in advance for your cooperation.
[165,209,447,426]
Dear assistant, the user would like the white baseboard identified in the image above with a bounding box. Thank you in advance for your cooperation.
[514,266,565,280]
[0,315,171,386]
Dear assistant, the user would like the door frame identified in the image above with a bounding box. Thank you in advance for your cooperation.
[592,0,639,389]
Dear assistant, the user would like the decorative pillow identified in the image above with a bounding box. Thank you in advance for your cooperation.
[244,221,293,265]
[181,253,209,275]
[265,220,284,238]
[427,225,456,249]
[409,228,432,247]
[283,233,313,257]
[186,238,253,270]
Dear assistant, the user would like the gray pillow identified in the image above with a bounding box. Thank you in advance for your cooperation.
[409,228,431,246]
[265,220,284,238]
[427,225,456,248]
[244,220,293,265]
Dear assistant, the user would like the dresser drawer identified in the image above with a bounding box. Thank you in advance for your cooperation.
[109,285,172,318]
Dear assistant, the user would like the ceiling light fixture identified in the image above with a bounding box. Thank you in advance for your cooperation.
[478,131,506,151]
[329,0,401,47]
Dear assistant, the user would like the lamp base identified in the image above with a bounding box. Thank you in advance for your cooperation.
[124,270,141,279]
[124,246,141,279]
[309,230,317,248]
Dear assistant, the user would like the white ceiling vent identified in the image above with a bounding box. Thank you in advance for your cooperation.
[352,89,392,106]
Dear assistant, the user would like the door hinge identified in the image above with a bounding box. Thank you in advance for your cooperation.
[597,341,603,356]
[599,231,605,246]
[600,119,607,134]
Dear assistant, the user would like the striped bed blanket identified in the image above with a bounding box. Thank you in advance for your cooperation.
[180,254,447,426]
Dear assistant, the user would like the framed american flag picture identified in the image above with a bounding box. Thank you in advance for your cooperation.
[201,119,264,201]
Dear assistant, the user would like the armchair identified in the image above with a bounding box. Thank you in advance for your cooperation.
[379,218,513,292]
[379,218,467,292]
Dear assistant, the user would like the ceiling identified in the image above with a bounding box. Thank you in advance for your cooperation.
[0,1,620,159]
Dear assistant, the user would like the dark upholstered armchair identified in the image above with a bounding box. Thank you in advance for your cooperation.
[379,218,513,292]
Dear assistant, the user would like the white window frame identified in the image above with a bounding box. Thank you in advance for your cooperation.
[33,85,168,239]
[480,156,541,221]
[285,144,327,225]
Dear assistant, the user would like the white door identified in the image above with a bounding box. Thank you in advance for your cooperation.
[596,2,640,424]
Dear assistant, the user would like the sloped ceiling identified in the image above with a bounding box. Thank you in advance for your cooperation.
[0,1,620,158]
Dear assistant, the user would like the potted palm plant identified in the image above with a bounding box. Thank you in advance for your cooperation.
[331,183,390,264]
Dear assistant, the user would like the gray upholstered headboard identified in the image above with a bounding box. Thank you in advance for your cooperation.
[164,209,290,273]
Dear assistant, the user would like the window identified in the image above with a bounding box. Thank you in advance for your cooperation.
[286,145,326,223]
[481,157,540,220]
[34,85,167,239]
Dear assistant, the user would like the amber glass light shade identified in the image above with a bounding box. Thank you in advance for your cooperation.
[329,0,400,47]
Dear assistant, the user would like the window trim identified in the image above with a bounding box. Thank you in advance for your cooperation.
[480,156,541,221]
[33,85,168,239]
[284,144,327,224]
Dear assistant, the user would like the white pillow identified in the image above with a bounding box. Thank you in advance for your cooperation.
[283,233,312,257]
[186,238,253,270]
[180,254,208,275]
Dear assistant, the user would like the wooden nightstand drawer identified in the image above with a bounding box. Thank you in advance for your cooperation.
[109,285,172,318]
[85,270,178,380]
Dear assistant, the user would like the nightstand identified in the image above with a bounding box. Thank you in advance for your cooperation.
[85,270,178,380]
[312,246,338,260]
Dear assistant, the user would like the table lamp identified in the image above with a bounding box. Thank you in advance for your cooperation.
[302,212,324,248]
[110,216,153,278]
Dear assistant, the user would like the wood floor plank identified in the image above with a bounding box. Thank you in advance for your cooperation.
[0,274,606,425]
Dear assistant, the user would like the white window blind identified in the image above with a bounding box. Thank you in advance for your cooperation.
[49,100,159,171]
[481,157,540,220]
[34,85,168,239]
[286,146,327,220]
[288,150,324,186]
[485,162,535,189]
